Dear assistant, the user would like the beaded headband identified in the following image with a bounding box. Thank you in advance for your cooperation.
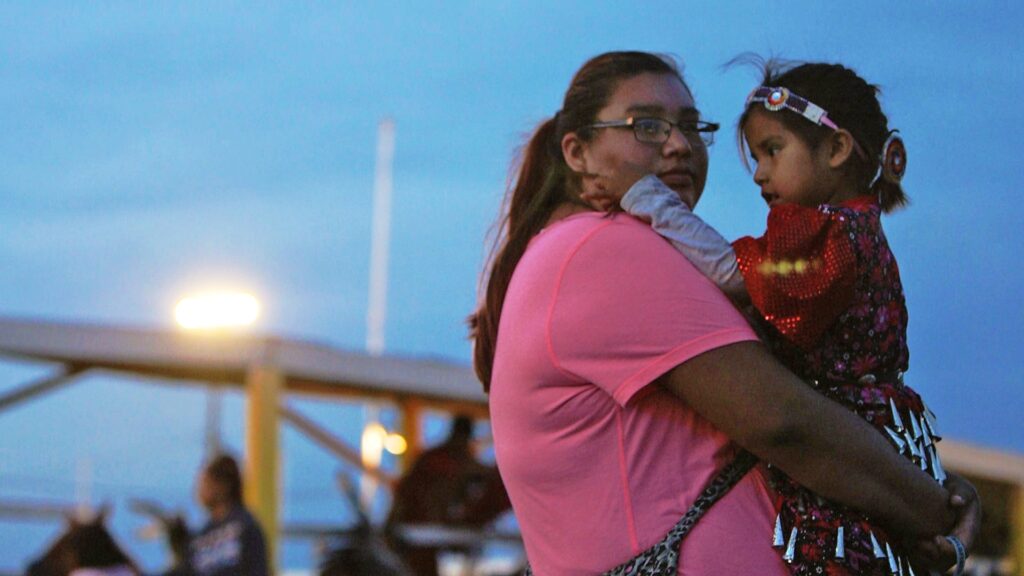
[747,86,841,130]
[747,86,906,185]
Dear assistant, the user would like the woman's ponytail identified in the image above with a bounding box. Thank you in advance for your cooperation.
[470,115,566,390]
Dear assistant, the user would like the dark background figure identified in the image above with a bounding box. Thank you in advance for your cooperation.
[162,515,191,576]
[187,454,269,576]
[386,415,510,576]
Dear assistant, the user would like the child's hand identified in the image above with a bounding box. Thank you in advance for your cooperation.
[578,161,652,213]
[906,473,980,572]
[579,185,620,213]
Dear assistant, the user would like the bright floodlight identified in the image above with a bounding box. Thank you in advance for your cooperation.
[384,433,408,456]
[361,422,387,470]
[175,292,260,330]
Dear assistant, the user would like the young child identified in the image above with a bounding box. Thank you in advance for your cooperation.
[589,62,948,576]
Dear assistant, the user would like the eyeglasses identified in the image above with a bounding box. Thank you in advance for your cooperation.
[585,117,719,146]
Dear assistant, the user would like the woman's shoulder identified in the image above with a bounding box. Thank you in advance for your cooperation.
[525,212,701,288]
[538,212,682,269]
[539,211,665,248]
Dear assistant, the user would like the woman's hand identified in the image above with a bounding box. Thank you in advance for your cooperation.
[578,161,652,212]
[907,472,981,572]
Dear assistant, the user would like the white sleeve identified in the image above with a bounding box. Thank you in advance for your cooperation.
[621,175,747,300]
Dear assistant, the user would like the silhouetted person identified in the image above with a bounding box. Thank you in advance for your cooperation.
[387,415,507,576]
[188,454,269,576]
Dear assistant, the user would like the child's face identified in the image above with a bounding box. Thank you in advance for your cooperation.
[743,109,833,208]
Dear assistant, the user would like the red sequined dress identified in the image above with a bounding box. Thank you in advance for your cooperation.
[733,196,945,576]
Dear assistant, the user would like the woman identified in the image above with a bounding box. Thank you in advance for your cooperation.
[469,51,977,575]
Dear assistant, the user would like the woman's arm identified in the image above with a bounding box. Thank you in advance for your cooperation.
[660,340,953,539]
[620,175,748,302]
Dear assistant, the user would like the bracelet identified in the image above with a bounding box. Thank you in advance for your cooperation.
[944,535,967,576]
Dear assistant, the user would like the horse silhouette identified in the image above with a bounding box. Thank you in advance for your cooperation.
[26,509,139,576]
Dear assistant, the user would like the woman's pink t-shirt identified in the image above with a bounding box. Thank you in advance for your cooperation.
[490,213,787,575]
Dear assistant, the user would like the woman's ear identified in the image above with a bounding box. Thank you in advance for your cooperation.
[562,132,589,174]
[827,129,857,169]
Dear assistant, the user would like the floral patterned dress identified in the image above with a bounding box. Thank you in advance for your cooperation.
[733,195,946,576]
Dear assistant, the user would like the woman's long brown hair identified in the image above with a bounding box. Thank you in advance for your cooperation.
[468,51,684,391]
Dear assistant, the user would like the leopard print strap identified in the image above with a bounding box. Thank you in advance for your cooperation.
[524,450,757,576]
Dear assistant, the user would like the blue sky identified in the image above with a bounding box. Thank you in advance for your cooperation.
[1,1,1022,571]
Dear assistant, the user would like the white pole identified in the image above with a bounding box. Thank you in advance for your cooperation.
[362,119,395,519]
[367,118,395,357]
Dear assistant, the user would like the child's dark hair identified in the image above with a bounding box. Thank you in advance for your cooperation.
[735,56,908,212]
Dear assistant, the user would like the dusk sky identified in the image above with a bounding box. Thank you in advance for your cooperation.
[1,2,1021,571]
